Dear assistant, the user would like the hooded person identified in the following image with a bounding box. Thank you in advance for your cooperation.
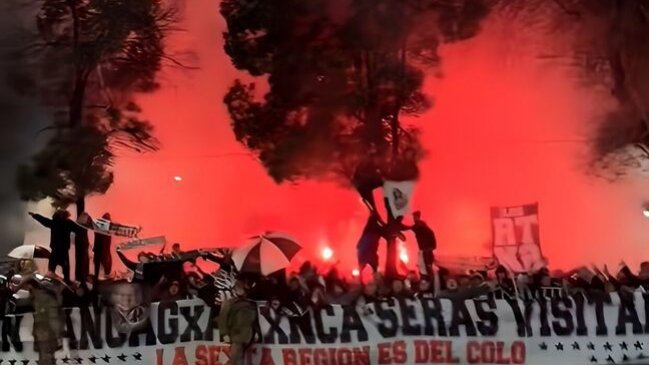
[218,279,257,365]
[29,210,83,284]
[93,213,113,282]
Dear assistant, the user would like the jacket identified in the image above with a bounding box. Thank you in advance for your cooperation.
[218,297,257,344]
[31,214,82,254]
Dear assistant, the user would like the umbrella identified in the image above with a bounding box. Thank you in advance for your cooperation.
[232,232,301,275]
[8,245,51,260]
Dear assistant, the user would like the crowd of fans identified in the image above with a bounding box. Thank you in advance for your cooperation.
[4,247,649,319]
[246,260,649,314]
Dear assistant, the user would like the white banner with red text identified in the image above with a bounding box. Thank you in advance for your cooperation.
[2,293,649,364]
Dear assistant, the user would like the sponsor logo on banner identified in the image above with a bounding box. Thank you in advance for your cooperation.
[383,180,415,218]
[491,203,545,273]
[3,294,649,364]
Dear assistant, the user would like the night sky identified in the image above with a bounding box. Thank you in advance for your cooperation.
[4,0,648,274]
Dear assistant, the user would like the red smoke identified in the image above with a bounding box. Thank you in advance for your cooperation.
[26,0,649,274]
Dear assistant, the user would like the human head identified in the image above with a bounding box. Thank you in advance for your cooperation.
[419,277,431,292]
[391,279,405,294]
[413,211,422,222]
[172,243,181,253]
[540,273,551,287]
[458,275,470,288]
[112,283,139,310]
[406,271,418,283]
[617,267,629,282]
[470,273,484,287]
[364,281,378,296]
[269,297,281,310]
[446,278,458,291]
[640,262,649,280]
[288,277,301,291]
[233,280,248,298]
[9,275,24,292]
[495,265,508,281]
[168,281,180,296]
[102,212,111,220]
[137,252,150,263]
[54,209,71,220]
[17,259,37,274]
[378,282,392,297]
[299,261,315,278]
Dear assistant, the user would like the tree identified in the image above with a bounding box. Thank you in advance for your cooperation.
[494,0,649,178]
[221,0,489,275]
[564,0,649,178]
[14,0,182,215]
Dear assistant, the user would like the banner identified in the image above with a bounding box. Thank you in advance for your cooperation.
[491,203,545,273]
[118,236,167,250]
[4,293,649,364]
[77,215,142,238]
[383,180,415,218]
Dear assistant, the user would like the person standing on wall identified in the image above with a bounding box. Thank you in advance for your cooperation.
[74,212,92,291]
[93,213,113,283]
[404,211,437,277]
[29,210,81,284]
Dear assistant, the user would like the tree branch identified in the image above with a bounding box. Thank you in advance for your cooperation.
[160,54,199,70]
[551,0,581,17]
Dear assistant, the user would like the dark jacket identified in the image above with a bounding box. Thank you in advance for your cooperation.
[94,232,111,253]
[31,214,81,254]
[218,297,257,343]
[410,221,436,251]
[74,229,90,281]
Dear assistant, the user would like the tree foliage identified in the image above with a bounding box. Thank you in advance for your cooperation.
[494,0,649,178]
[221,0,489,186]
[14,0,181,211]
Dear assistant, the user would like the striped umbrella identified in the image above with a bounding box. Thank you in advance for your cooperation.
[232,232,301,275]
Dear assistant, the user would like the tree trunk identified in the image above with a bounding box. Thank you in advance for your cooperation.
[69,75,86,127]
[383,197,398,279]
[385,236,398,279]
[75,195,85,217]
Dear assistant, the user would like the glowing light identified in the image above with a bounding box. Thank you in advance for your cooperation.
[352,269,360,277]
[174,176,183,182]
[644,209,649,218]
[398,240,409,263]
[399,249,409,263]
[322,247,333,261]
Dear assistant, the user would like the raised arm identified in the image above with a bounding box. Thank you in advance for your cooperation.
[29,213,52,228]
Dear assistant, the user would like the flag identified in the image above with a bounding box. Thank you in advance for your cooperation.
[491,203,546,273]
[119,236,166,250]
[383,180,415,218]
[93,217,141,237]
[76,214,141,238]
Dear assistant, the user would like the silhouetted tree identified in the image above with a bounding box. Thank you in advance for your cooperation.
[495,0,649,178]
[221,0,488,275]
[14,0,183,215]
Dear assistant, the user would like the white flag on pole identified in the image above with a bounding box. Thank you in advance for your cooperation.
[383,180,416,218]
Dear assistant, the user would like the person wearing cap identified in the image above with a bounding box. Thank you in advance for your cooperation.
[403,211,437,277]
[218,280,257,365]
